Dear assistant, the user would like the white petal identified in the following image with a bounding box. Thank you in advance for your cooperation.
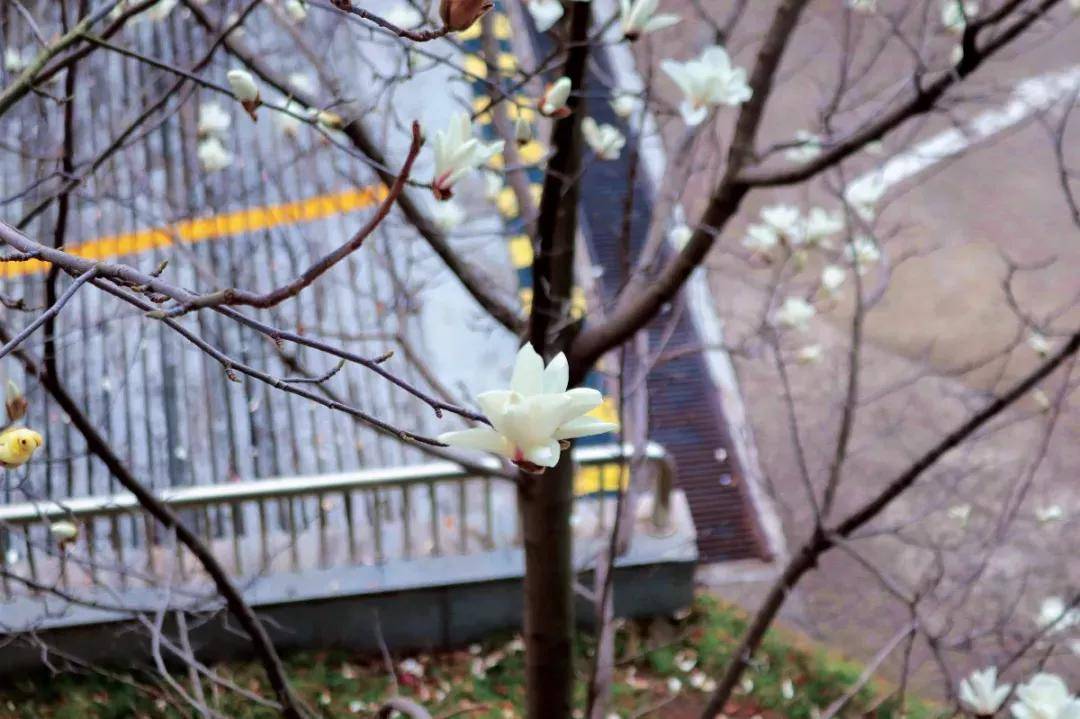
[523,440,562,468]
[511,343,545,396]
[643,13,680,32]
[554,416,618,440]
[560,387,603,421]
[542,353,569,394]
[679,101,708,126]
[438,427,513,457]
[476,390,514,436]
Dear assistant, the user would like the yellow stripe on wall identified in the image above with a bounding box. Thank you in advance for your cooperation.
[1,185,387,279]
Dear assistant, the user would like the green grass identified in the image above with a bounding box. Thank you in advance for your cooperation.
[0,594,942,718]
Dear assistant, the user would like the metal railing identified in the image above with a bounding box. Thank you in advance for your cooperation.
[0,443,673,600]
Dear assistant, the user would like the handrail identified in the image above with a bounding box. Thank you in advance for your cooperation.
[0,442,674,529]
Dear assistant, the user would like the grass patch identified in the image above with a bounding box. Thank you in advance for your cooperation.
[0,594,941,718]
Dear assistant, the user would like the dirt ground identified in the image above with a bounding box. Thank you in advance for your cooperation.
[630,0,1080,697]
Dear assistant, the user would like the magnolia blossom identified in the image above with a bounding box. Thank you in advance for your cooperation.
[781,679,796,701]
[438,344,618,472]
[1038,597,1080,632]
[669,205,693,249]
[786,130,823,162]
[1035,504,1064,523]
[847,0,877,12]
[739,221,777,254]
[582,118,626,160]
[198,102,232,137]
[948,503,972,524]
[942,0,979,34]
[774,297,815,330]
[844,235,881,272]
[795,345,823,364]
[803,207,844,246]
[284,0,308,23]
[540,77,572,117]
[439,0,493,32]
[431,112,504,200]
[845,176,885,221]
[50,520,78,544]
[821,265,846,294]
[959,667,1011,716]
[611,94,640,119]
[1011,674,1079,719]
[661,46,751,126]
[619,0,679,40]
[198,137,234,172]
[514,116,533,145]
[527,0,564,31]
[1028,332,1051,357]
[761,204,802,242]
[227,69,260,120]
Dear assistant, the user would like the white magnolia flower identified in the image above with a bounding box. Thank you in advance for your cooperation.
[528,0,564,31]
[669,205,693,249]
[1028,333,1052,357]
[761,204,803,242]
[942,0,979,34]
[774,297,816,330]
[611,94,640,119]
[1011,673,1078,719]
[385,4,425,28]
[197,102,232,137]
[514,116,533,145]
[582,117,625,160]
[845,176,886,221]
[226,69,259,103]
[781,678,796,701]
[847,0,877,13]
[431,112,504,200]
[285,0,308,23]
[50,520,79,544]
[844,235,881,272]
[1038,597,1080,633]
[197,137,234,172]
[4,47,28,73]
[821,265,846,293]
[661,46,751,126]
[540,76,572,117]
[786,130,823,162]
[795,345,822,364]
[959,667,1011,716]
[619,0,680,40]
[743,223,779,254]
[431,199,466,231]
[147,0,178,21]
[948,503,972,524]
[1035,504,1064,523]
[438,344,618,472]
[803,207,844,246]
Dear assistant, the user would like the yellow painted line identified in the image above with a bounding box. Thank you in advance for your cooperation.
[1,185,387,279]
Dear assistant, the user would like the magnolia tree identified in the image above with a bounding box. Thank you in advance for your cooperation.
[0,0,1079,718]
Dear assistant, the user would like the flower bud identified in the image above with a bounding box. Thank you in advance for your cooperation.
[539,76,571,117]
[514,116,533,145]
[439,0,493,31]
[5,380,27,423]
[226,69,261,121]
[50,520,78,546]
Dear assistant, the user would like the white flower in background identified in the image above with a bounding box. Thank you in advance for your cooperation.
[661,46,751,126]
[803,207,844,246]
[284,0,308,23]
[821,265,846,294]
[50,520,79,544]
[844,235,881,272]
[347,699,367,714]
[1028,332,1051,357]
[385,4,425,28]
[611,94,640,119]
[942,0,979,34]
[689,670,707,689]
[1035,504,1064,523]
[947,503,972,524]
[619,0,680,40]
[1038,597,1080,633]
[958,667,1011,717]
[540,76,572,117]
[226,69,260,119]
[398,658,424,678]
[289,72,317,96]
[4,47,28,73]
[781,678,796,700]
[431,199,466,230]
[514,116,534,145]
[673,648,697,672]
[774,297,816,331]
[795,345,823,364]
[197,102,232,137]
[786,130,823,162]
[277,100,305,137]
[1011,674,1078,719]
[761,204,803,243]
[669,205,693,249]
[1032,388,1052,413]
[743,223,779,254]
[197,137,234,172]
[431,112,504,200]
[844,176,885,221]
[438,344,618,472]
[582,118,626,160]
[528,0,564,31]
[847,0,877,13]
[666,677,683,693]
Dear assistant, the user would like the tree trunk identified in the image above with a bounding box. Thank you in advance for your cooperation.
[519,453,576,719]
